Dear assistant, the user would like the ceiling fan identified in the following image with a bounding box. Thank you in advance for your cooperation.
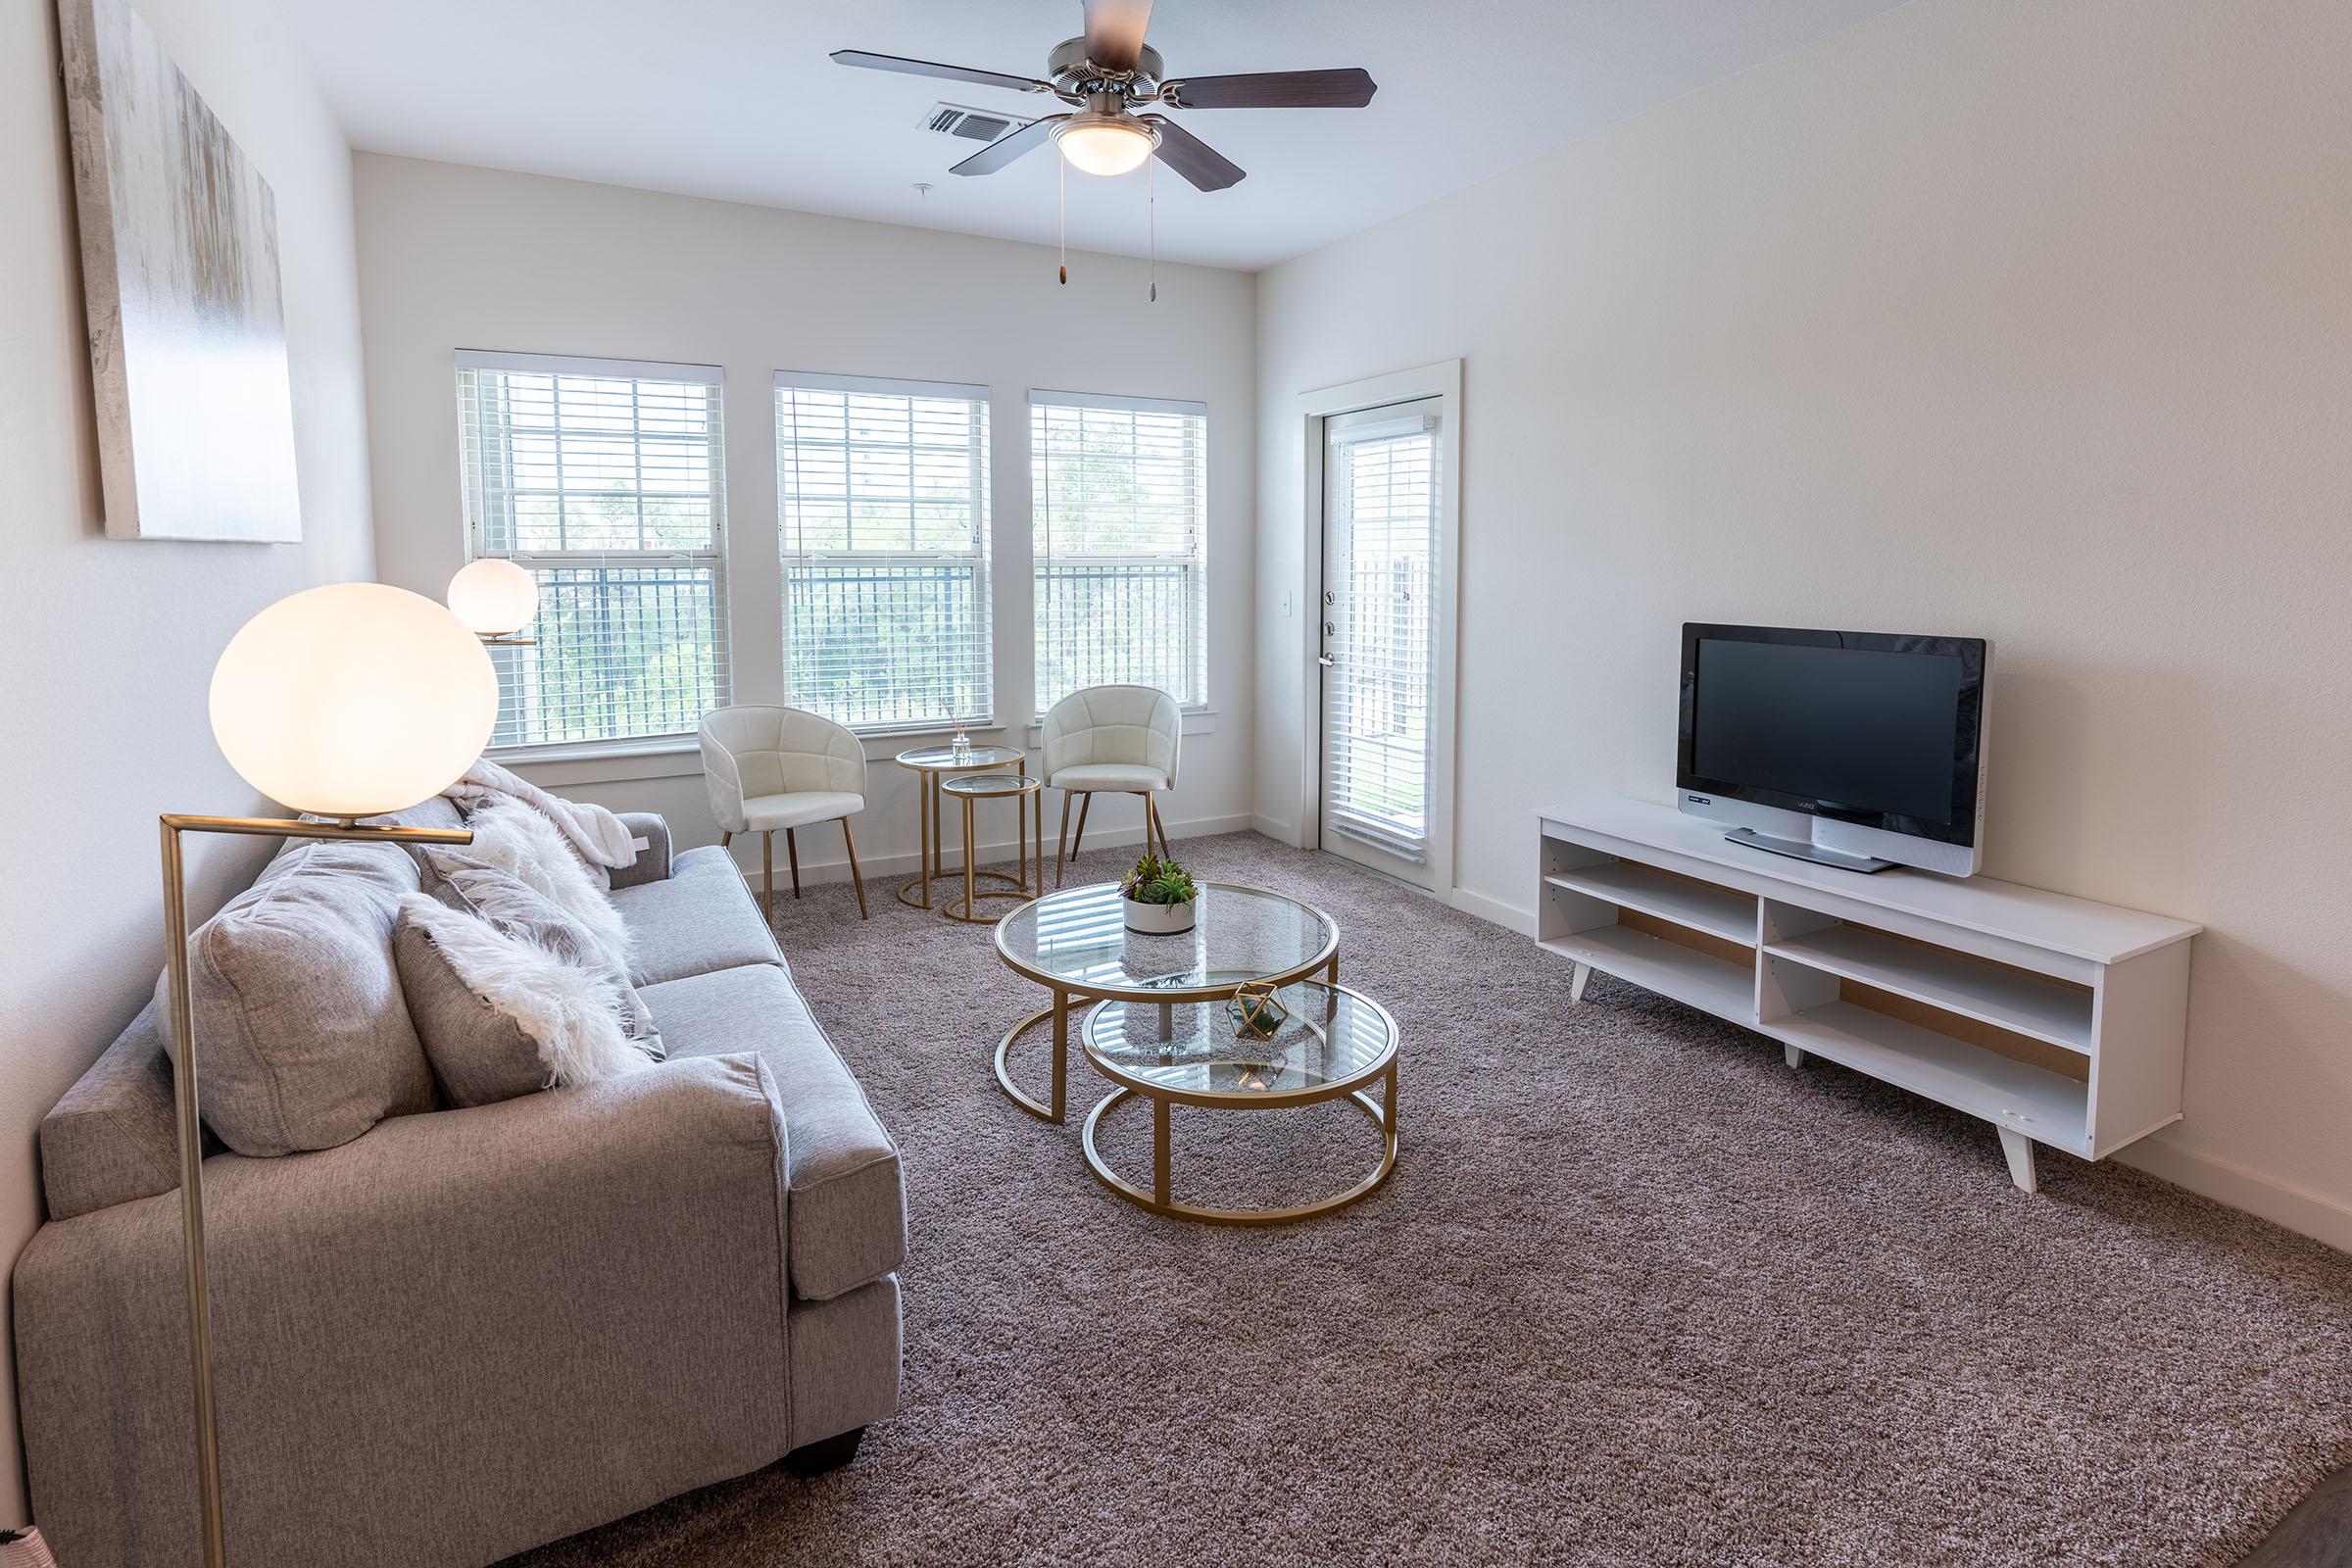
[831,0,1378,193]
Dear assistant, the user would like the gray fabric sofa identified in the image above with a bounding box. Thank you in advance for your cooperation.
[12,800,905,1567]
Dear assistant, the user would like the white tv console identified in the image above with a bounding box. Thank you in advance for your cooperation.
[1537,796,2200,1192]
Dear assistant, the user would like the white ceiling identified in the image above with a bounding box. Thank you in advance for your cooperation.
[289,0,1912,271]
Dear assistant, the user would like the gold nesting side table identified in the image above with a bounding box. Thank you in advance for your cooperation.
[940,773,1044,924]
[893,743,1025,911]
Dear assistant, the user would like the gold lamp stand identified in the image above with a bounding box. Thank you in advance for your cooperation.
[160,812,471,1567]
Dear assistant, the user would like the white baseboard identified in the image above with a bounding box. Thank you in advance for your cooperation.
[1250,814,1298,846]
[2114,1138,2352,1254]
[1447,886,1535,937]
[717,811,1257,884]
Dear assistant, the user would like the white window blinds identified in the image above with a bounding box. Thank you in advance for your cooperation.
[456,352,730,751]
[1030,390,1207,713]
[1322,414,1439,860]
[778,373,992,731]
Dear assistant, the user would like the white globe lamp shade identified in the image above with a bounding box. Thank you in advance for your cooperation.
[1054,118,1155,177]
[209,584,498,819]
[446,558,538,637]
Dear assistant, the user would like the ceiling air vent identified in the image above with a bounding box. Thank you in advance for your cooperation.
[924,102,1025,143]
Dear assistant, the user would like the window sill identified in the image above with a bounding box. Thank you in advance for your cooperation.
[495,718,1035,787]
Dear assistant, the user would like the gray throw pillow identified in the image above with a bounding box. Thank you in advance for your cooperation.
[392,897,662,1107]
[154,838,436,1157]
[390,915,554,1106]
[419,850,663,1058]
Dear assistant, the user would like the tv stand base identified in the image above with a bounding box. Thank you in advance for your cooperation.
[1724,827,1893,874]
[1538,796,2199,1196]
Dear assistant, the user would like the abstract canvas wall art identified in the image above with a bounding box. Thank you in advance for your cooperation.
[57,0,301,542]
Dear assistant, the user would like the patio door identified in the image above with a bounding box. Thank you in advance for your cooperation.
[1318,399,1443,889]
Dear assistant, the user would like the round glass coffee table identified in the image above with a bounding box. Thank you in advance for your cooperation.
[992,881,1340,1124]
[1082,981,1398,1225]
[894,744,1025,910]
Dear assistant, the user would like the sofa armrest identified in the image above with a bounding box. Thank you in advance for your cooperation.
[608,810,672,889]
[13,1054,792,1568]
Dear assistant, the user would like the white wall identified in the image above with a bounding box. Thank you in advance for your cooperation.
[0,0,375,1518]
[355,155,1257,881]
[1255,0,2352,1246]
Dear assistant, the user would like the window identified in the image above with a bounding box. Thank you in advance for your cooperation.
[456,352,729,751]
[1030,390,1207,713]
[777,374,991,731]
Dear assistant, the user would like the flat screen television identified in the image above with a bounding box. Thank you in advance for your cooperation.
[1676,624,1991,876]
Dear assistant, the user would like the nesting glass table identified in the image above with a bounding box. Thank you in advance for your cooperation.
[894,744,1025,910]
[991,881,1341,1124]
[939,773,1044,924]
[1081,980,1398,1224]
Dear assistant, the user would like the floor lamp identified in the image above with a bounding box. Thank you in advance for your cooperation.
[166,583,499,1567]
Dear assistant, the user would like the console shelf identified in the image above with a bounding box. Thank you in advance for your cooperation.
[1544,862,1755,946]
[1773,1001,2087,1151]
[1539,926,1751,1018]
[1537,795,2199,1193]
[1764,925,2093,1054]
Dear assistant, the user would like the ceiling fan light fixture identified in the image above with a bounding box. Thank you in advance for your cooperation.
[1053,114,1157,176]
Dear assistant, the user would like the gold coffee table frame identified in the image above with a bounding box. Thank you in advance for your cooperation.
[991,881,1341,1124]
[941,774,1045,925]
[1079,983,1399,1226]
[893,744,1025,910]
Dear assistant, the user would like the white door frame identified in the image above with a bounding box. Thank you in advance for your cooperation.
[1294,359,1463,901]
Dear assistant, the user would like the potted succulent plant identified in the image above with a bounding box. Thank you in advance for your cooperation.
[1120,853,1200,934]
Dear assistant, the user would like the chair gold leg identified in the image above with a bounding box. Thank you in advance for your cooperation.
[786,827,802,898]
[842,817,868,919]
[1054,791,1072,888]
[720,830,732,849]
[761,832,773,923]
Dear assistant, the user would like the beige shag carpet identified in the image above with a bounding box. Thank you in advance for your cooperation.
[508,831,2352,1568]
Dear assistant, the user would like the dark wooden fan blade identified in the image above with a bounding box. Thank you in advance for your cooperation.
[1141,115,1245,191]
[1082,0,1153,72]
[950,115,1071,175]
[830,50,1052,95]
[1167,69,1377,109]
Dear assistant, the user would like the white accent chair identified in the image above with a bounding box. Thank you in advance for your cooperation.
[1042,684,1181,886]
[699,705,870,920]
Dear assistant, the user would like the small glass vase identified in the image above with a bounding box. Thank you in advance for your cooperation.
[949,713,973,765]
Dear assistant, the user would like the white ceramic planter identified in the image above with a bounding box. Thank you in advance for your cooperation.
[1123,897,1198,934]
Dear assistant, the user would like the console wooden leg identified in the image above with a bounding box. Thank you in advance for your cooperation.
[1569,962,1592,1003]
[1998,1127,2038,1194]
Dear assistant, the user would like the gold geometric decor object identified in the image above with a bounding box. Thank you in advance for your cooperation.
[1227,980,1290,1040]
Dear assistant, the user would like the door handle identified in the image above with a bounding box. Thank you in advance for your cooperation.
[1317,656,1335,667]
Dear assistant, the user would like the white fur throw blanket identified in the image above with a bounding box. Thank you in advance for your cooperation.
[444,759,638,872]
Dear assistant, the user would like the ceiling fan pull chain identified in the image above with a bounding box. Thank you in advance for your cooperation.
[1058,155,1068,285]
[1148,151,1156,303]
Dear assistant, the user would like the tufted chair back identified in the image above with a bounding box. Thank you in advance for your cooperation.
[698,706,867,834]
[1042,685,1182,787]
